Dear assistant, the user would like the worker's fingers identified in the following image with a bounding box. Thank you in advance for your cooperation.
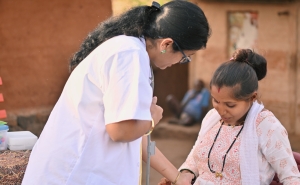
[152,96,157,105]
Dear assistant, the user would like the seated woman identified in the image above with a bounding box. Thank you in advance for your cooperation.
[159,49,300,185]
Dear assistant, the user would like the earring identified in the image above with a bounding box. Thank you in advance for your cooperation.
[161,50,166,54]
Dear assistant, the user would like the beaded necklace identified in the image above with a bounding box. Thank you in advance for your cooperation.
[227,123,243,128]
[207,120,244,179]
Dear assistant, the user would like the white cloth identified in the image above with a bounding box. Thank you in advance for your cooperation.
[189,101,264,185]
[239,101,264,184]
[197,178,215,185]
[22,35,153,185]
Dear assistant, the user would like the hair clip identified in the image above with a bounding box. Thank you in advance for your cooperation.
[151,1,161,10]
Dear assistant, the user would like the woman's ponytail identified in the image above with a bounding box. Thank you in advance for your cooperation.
[69,5,160,71]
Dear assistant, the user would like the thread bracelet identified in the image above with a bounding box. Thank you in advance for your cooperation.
[171,172,181,185]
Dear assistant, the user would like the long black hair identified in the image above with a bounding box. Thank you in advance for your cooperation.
[69,1,211,71]
[210,49,267,100]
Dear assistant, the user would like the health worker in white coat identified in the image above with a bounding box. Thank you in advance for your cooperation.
[22,1,211,185]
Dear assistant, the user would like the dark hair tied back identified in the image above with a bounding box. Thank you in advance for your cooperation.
[231,49,267,81]
[69,0,210,71]
[145,1,161,25]
[151,1,161,11]
[210,49,267,100]
[231,49,252,66]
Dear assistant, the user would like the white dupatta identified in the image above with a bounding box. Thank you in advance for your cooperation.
[199,101,264,185]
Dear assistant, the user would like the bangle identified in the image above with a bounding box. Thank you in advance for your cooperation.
[144,119,155,136]
[180,169,197,184]
[171,172,181,185]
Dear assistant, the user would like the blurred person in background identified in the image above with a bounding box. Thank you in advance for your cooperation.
[166,79,210,126]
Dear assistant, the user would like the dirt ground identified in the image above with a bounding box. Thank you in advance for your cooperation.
[142,120,300,185]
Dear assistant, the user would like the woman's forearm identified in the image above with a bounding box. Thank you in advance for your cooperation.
[105,120,152,142]
[142,136,179,182]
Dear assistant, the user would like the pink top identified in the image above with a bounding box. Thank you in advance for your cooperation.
[181,110,300,185]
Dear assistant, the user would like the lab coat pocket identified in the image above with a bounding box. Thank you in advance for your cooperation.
[86,173,115,185]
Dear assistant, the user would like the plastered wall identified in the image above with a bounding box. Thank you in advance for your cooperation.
[0,0,112,126]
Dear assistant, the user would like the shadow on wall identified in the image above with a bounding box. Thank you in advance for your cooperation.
[9,114,49,137]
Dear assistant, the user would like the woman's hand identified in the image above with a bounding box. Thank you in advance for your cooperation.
[158,177,171,185]
[150,96,163,125]
[176,172,194,184]
[158,172,194,185]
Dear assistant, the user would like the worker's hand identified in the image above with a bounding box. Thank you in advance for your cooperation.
[157,177,171,185]
[157,172,194,185]
[150,96,163,126]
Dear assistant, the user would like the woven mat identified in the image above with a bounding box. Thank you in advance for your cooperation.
[0,150,31,185]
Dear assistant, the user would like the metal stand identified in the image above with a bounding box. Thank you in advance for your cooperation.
[146,66,155,185]
[146,135,156,185]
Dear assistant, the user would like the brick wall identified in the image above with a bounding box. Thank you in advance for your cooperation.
[0,0,112,135]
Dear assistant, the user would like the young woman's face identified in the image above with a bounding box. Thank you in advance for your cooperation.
[210,85,254,125]
[146,38,197,69]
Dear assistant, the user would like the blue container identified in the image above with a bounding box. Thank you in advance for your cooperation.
[0,125,8,131]
[0,124,9,150]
